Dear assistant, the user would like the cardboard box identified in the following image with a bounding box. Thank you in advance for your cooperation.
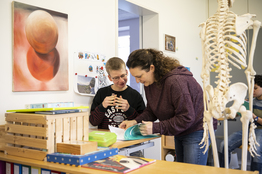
[165,135,175,148]
[57,141,97,155]
[4,112,89,161]
[0,125,5,152]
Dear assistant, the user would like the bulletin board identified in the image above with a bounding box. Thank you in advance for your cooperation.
[74,51,110,96]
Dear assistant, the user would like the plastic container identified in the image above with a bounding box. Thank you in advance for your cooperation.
[89,131,117,147]
[165,150,176,162]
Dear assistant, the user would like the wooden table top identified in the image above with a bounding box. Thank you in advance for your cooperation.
[0,152,258,174]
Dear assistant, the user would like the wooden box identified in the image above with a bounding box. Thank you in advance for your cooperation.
[0,125,5,152]
[57,141,97,155]
[164,135,175,148]
[4,112,89,161]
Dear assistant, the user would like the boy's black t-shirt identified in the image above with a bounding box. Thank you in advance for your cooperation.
[90,85,145,129]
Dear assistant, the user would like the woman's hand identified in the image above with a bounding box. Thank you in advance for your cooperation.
[119,120,137,130]
[139,121,153,135]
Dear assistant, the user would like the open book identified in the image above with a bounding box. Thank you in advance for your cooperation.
[109,124,158,141]
[82,155,156,173]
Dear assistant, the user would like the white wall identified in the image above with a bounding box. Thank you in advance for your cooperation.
[0,0,117,125]
[128,0,208,84]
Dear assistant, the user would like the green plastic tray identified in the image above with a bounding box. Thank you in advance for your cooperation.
[89,131,117,147]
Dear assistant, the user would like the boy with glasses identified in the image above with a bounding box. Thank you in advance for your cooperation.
[89,57,145,129]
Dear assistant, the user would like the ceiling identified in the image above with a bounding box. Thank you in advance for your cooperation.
[118,9,139,21]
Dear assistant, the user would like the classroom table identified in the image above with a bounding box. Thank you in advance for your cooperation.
[0,152,258,174]
[0,128,259,174]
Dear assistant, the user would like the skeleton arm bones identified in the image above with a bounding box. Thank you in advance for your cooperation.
[199,22,220,168]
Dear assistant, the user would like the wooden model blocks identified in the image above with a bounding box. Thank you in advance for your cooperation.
[57,141,97,155]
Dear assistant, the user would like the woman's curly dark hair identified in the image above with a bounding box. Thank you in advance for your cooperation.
[126,48,180,85]
[255,75,262,88]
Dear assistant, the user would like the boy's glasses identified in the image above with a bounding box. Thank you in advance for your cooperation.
[111,74,127,82]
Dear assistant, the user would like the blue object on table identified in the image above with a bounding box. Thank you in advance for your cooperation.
[46,147,118,166]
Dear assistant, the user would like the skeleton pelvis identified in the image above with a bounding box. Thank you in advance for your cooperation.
[206,82,247,119]
[225,82,248,118]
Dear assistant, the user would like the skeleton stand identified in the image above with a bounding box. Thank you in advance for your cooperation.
[199,0,261,170]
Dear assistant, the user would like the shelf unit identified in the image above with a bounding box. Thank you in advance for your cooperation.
[161,135,175,160]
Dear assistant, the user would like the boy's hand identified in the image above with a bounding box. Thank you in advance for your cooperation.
[102,93,116,108]
[115,95,130,112]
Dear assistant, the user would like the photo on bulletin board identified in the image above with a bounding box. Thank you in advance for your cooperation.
[12,1,68,92]
[165,34,176,52]
[76,75,96,95]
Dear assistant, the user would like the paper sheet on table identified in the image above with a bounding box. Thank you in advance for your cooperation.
[108,125,125,140]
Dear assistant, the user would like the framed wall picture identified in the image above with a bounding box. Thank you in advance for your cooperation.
[165,34,176,52]
[12,1,68,91]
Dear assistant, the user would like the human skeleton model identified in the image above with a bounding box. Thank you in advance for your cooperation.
[199,0,261,171]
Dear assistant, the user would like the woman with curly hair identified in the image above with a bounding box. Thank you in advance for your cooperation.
[120,48,217,165]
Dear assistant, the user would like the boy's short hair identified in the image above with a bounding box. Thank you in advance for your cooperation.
[105,57,126,75]
[255,75,262,88]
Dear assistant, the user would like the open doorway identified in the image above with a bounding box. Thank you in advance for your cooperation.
[118,9,140,92]
[118,0,158,94]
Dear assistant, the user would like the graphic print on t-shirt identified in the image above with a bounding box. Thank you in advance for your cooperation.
[105,106,126,127]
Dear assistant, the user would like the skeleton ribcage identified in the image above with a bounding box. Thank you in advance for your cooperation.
[204,11,247,77]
